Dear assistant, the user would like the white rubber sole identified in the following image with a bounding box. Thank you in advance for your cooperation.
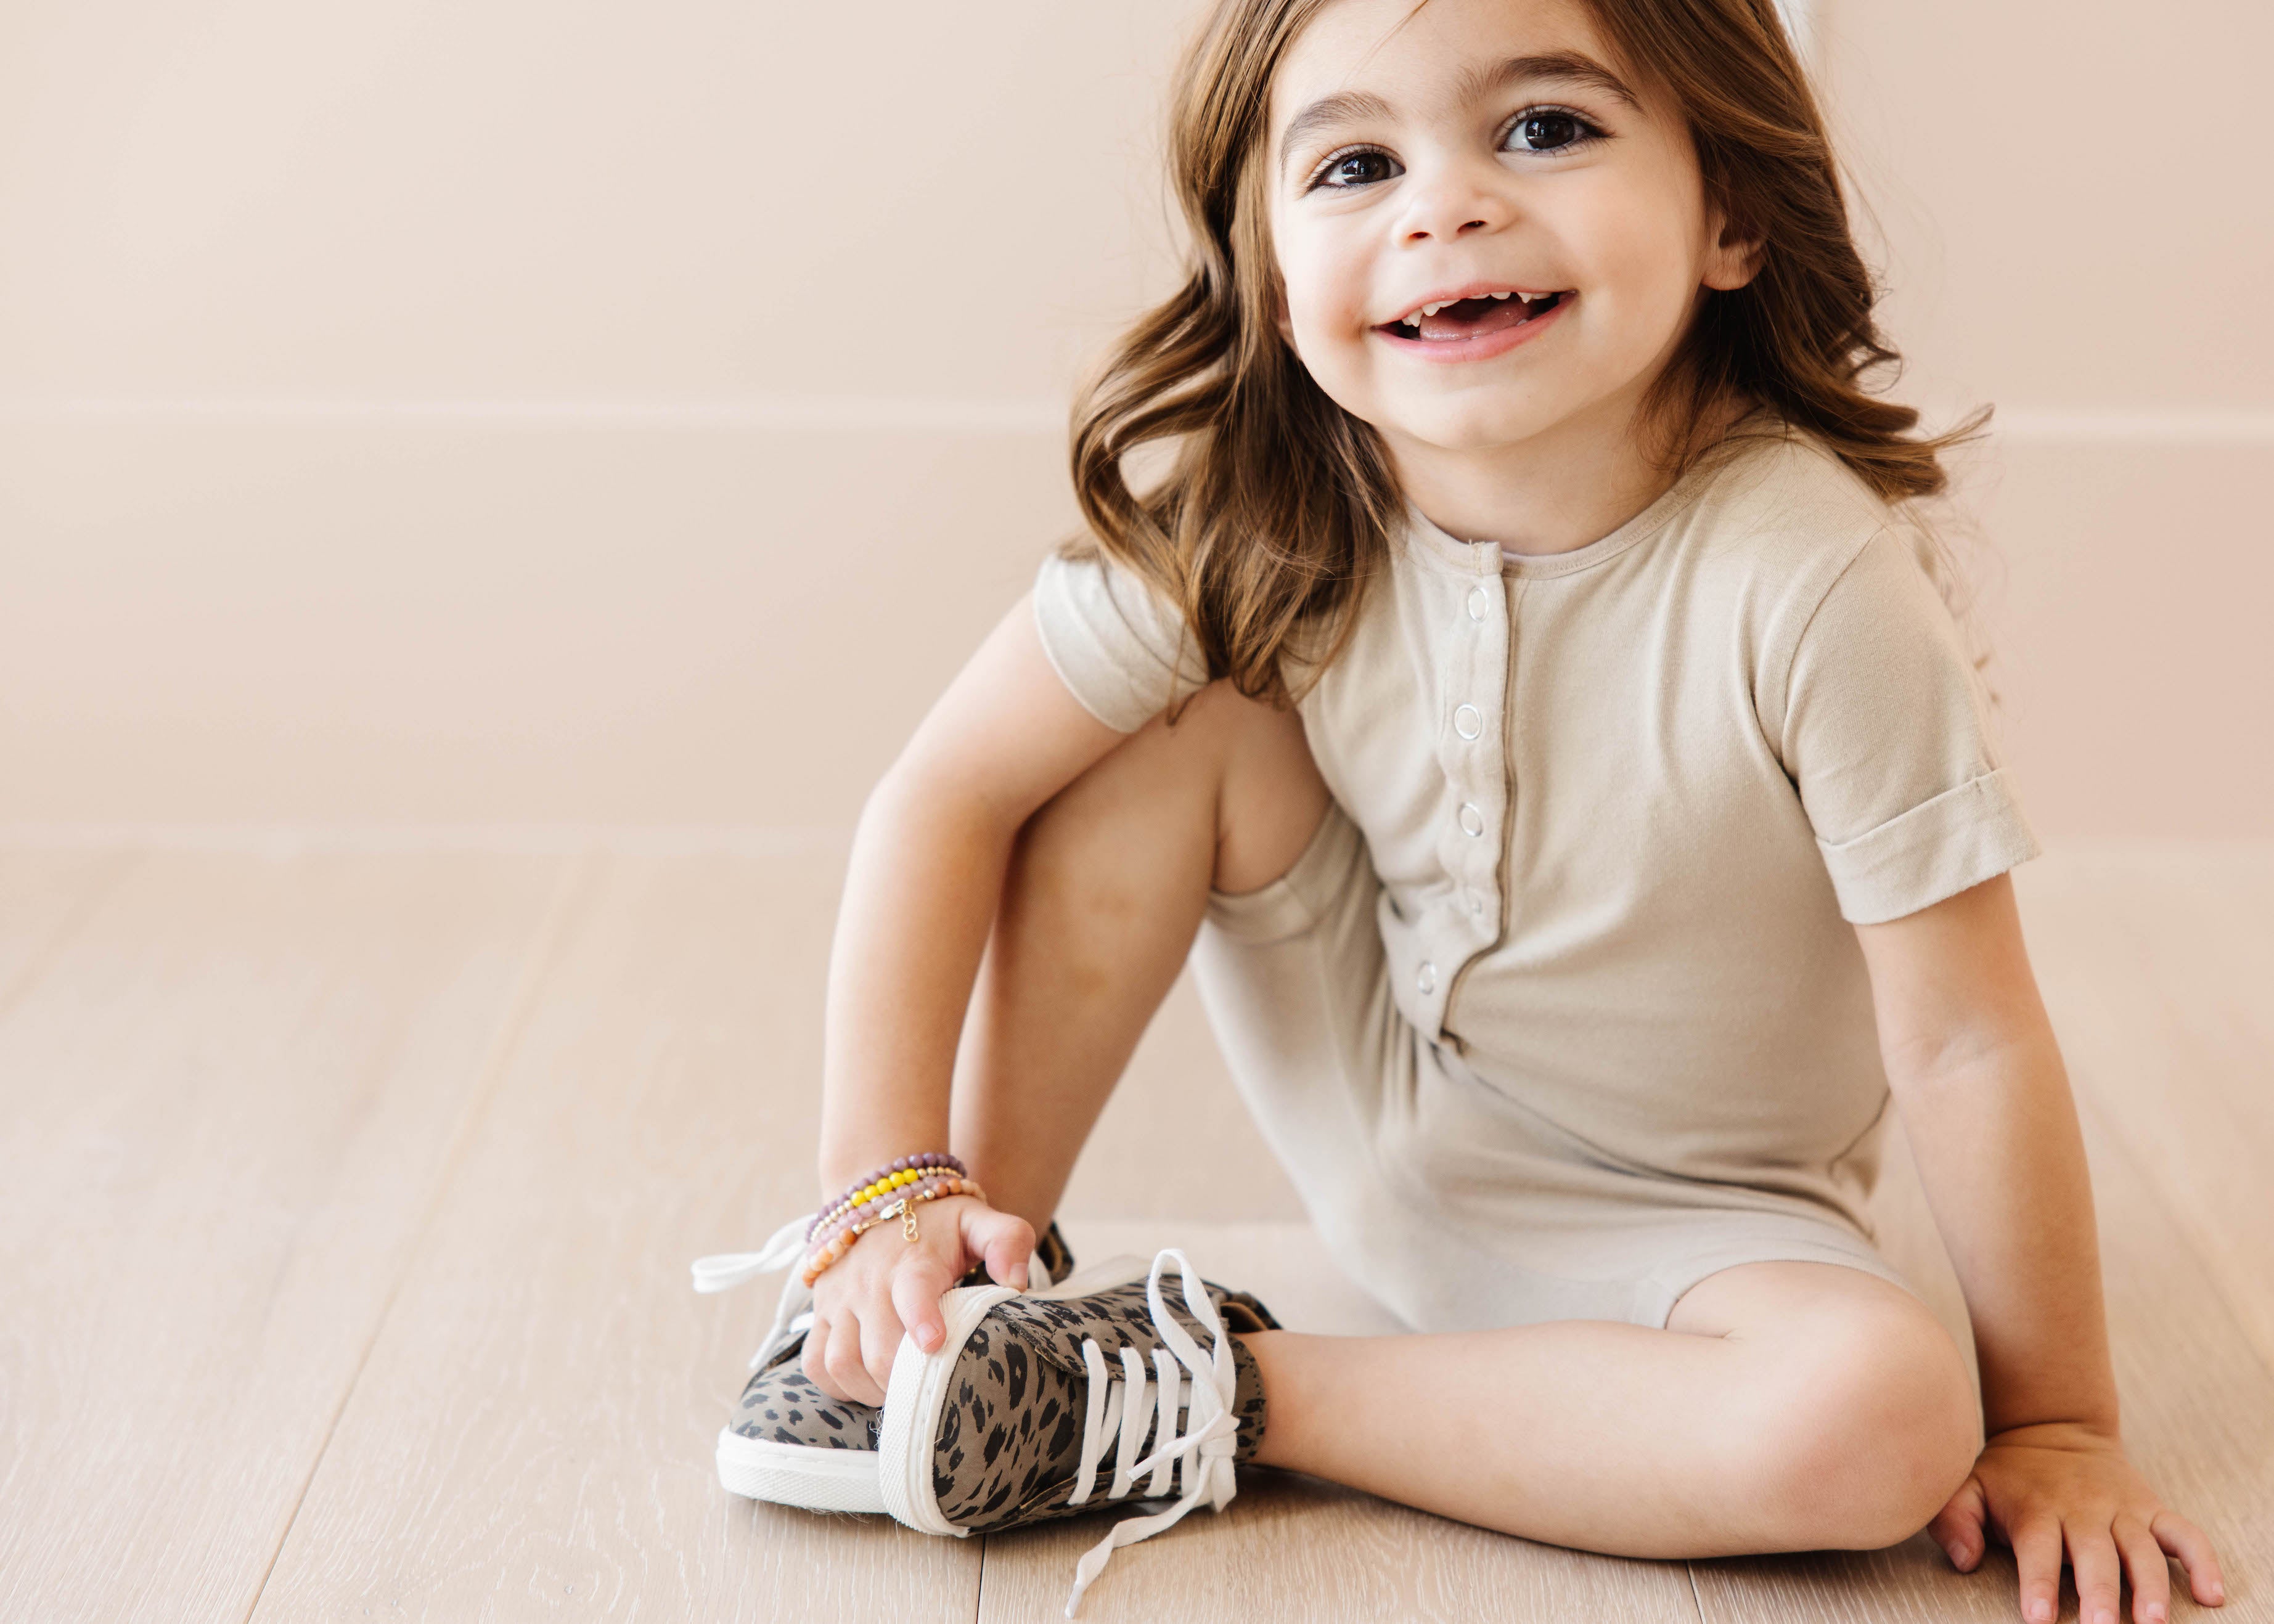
[714,1426,888,1514]
[876,1254,1152,1536]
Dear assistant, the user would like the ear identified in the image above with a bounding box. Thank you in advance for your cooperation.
[1701,205,1762,292]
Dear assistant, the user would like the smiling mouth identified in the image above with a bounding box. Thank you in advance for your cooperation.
[1378,290,1568,343]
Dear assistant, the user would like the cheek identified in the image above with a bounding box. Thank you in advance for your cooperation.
[1573,193,1707,346]
[1272,242,1383,418]
[1276,225,1373,343]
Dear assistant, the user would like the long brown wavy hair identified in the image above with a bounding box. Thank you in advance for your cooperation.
[1067,0,1982,704]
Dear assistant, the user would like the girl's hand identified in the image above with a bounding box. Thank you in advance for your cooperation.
[1931,1421,2227,1624]
[801,1194,1036,1405]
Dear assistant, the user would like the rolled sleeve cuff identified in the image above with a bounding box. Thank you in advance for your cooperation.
[1817,769,2042,924]
[1031,555,1197,733]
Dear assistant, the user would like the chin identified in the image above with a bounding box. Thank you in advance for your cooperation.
[1387,400,1566,455]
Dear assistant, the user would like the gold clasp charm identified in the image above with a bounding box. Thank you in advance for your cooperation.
[894,1196,918,1242]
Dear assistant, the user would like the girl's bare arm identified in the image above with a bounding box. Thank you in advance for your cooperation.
[803,592,1127,1402]
[1856,875,2225,1624]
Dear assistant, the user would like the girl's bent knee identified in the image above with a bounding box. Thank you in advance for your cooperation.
[1182,684,1330,896]
[1744,1310,1979,1548]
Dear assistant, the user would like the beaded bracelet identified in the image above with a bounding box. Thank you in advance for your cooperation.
[799,1175,988,1287]
[808,1152,968,1242]
[811,1182,925,1250]
[803,1173,985,1273]
[807,1156,967,1243]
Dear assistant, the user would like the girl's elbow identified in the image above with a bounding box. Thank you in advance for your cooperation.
[862,752,1025,849]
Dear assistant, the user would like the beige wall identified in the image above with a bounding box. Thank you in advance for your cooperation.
[1,0,2267,836]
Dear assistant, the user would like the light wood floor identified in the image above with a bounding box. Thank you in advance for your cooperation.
[2,839,2267,1623]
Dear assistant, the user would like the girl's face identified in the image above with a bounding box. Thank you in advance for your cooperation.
[1266,0,1752,461]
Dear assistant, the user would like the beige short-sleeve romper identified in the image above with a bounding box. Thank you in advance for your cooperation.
[1034,428,2040,1331]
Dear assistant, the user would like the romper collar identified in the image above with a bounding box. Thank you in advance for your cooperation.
[1400,441,1741,581]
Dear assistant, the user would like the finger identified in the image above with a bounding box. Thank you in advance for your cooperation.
[859,1297,907,1399]
[2011,1516,2066,1624]
[1929,1475,1990,1572]
[800,1315,840,1397]
[2149,1511,2227,1609]
[964,1204,1037,1290]
[2067,1521,2123,1624]
[824,1313,887,1408]
[891,1252,959,1356]
[2115,1516,2172,1624]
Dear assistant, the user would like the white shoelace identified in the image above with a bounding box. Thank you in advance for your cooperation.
[690,1212,820,1373]
[1057,1249,1242,1617]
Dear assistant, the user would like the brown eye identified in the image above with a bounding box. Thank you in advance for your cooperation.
[1505,112,1590,153]
[1318,149,1400,189]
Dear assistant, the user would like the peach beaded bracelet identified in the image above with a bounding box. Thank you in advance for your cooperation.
[799,1174,988,1287]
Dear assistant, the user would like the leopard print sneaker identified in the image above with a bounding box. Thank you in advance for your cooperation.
[875,1248,1277,1614]
[694,1218,1075,1514]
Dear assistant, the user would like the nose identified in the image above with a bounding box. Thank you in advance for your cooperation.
[1394,160,1512,247]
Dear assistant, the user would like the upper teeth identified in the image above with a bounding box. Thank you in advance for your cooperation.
[1399,290,1555,327]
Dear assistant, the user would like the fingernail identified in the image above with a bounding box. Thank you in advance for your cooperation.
[1945,1543,1969,1565]
[2210,1583,2225,1604]
[917,1324,941,1352]
[2146,1606,2167,1623]
[2094,1608,2116,1624]
[2028,1601,2054,1623]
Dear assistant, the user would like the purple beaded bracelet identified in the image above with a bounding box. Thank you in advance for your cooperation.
[808,1151,968,1242]
[805,1172,966,1263]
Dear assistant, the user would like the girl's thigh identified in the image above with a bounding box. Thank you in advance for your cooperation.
[1209,700,1332,899]
[1188,805,1453,1318]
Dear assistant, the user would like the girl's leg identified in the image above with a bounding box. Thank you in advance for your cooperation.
[1248,1258,1982,1555]
[951,680,1330,1230]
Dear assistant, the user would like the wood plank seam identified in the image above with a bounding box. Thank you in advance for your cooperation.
[2052,878,2274,1388]
[231,852,602,1624]
[0,851,136,1019]
[2071,1080,2274,1397]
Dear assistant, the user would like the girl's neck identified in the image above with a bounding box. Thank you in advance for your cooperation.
[1391,391,1714,557]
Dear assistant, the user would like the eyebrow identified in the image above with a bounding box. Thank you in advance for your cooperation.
[1278,89,1396,172]
[1462,51,1639,110]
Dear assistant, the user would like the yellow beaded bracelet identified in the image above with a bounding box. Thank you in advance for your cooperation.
[809,1155,968,1242]
[799,1175,988,1287]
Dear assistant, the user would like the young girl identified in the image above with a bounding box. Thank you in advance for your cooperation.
[696,0,2228,1618]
